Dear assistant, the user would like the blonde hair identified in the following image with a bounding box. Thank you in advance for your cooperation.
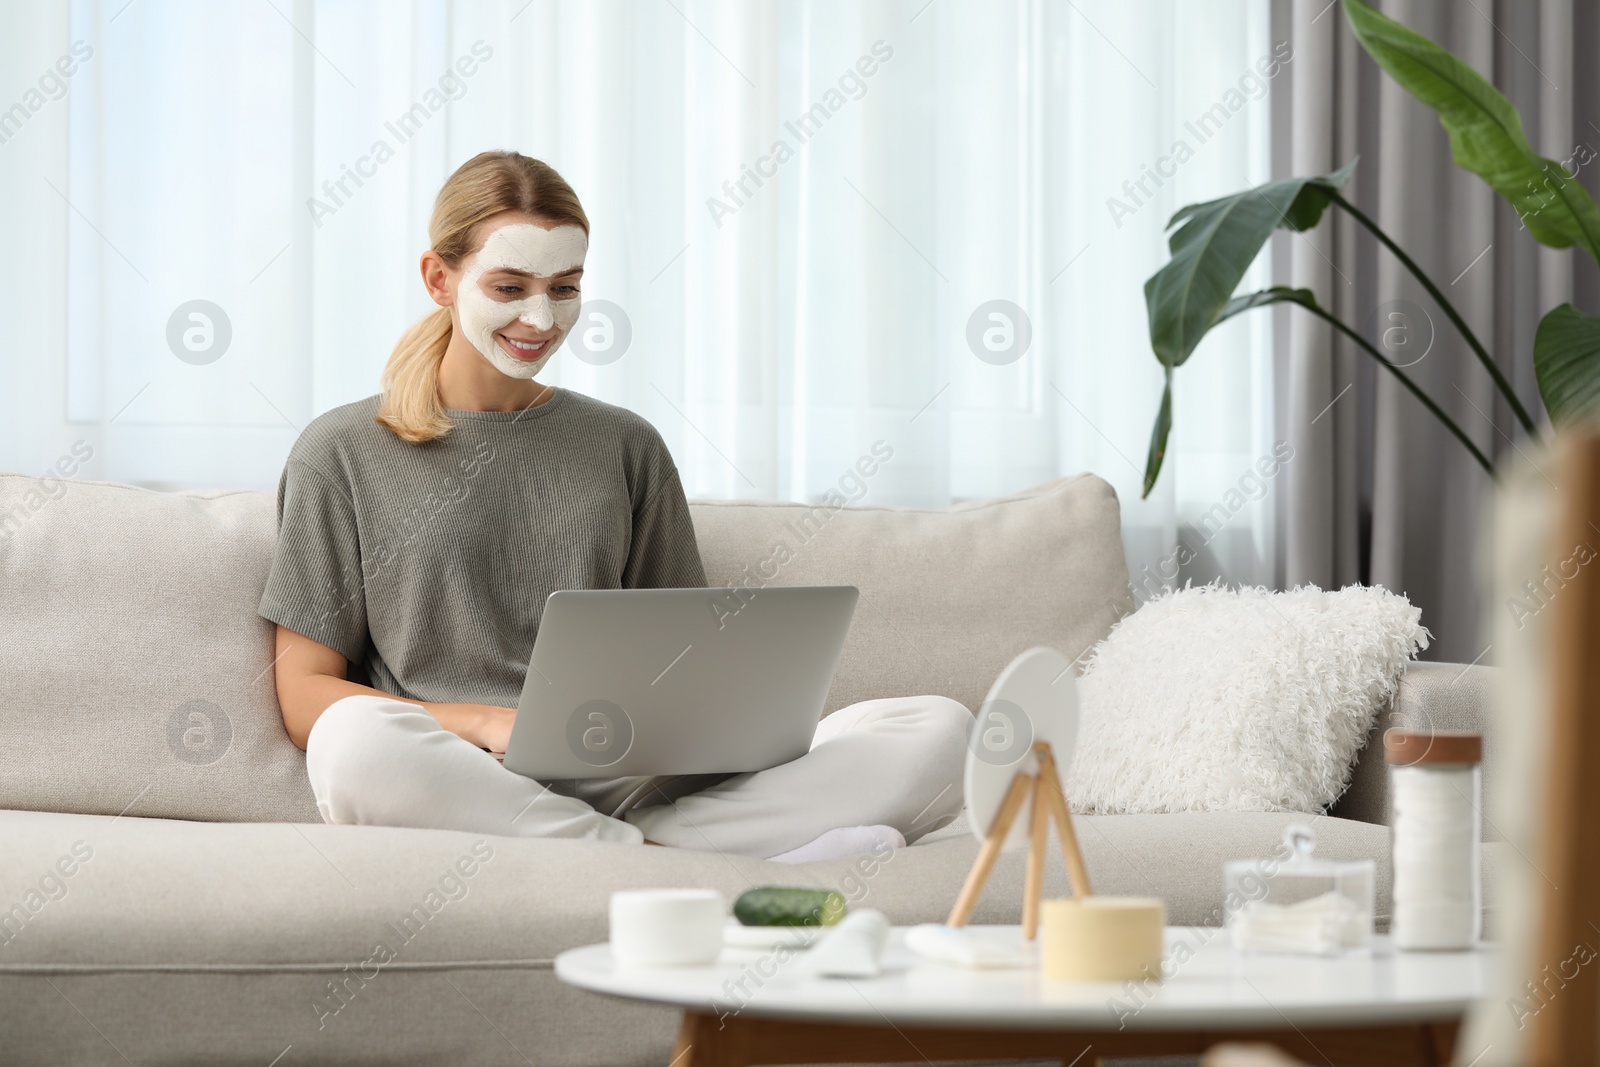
[376,152,590,444]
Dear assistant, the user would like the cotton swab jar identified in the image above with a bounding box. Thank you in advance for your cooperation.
[1385,729,1483,951]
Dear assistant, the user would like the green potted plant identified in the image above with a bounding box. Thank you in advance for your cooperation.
[1139,0,1600,497]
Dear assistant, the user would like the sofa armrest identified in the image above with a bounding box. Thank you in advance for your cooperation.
[1328,661,1497,826]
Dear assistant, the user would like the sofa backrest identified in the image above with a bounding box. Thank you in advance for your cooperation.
[692,475,1133,714]
[0,471,1132,823]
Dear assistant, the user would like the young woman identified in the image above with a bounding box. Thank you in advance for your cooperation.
[260,151,969,863]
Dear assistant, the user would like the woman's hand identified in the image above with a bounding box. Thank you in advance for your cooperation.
[457,703,518,755]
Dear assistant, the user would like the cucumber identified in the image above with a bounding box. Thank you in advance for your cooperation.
[733,887,847,927]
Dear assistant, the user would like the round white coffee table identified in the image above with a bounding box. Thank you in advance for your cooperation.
[555,925,1492,1067]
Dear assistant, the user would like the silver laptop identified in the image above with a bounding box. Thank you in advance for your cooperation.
[501,585,858,779]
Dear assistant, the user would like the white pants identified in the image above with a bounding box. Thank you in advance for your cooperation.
[304,694,970,858]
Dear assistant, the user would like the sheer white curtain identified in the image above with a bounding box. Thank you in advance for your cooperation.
[0,0,1276,590]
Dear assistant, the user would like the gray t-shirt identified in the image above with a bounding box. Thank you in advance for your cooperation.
[258,388,708,709]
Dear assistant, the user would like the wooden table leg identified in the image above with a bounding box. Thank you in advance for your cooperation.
[673,1010,750,1067]
[1423,1020,1459,1066]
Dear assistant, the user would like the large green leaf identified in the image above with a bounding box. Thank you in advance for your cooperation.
[1142,286,1496,495]
[1142,368,1172,498]
[1345,0,1600,265]
[1144,161,1354,369]
[1535,304,1600,424]
[1215,285,1320,323]
[1142,289,1317,497]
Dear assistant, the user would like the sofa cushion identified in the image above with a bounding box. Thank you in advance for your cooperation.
[1068,583,1428,815]
[0,471,1131,823]
[0,807,1395,967]
[0,807,1406,1066]
[0,474,320,824]
[692,473,1133,715]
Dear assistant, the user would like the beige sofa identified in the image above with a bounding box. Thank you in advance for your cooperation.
[0,470,1493,1066]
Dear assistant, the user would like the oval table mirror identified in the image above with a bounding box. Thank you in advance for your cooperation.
[952,646,1093,936]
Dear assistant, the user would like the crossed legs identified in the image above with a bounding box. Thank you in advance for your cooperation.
[305,693,970,859]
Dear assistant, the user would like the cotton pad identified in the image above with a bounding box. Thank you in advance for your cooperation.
[904,923,1033,969]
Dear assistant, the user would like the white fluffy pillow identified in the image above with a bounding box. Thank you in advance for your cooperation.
[1065,584,1429,814]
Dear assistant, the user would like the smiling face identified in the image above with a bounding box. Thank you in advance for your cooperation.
[456,218,588,379]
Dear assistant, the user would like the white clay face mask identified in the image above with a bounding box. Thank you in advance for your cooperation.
[455,222,588,379]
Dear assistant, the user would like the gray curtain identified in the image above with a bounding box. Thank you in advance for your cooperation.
[1270,0,1600,662]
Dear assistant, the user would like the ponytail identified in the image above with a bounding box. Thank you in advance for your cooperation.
[375,307,453,444]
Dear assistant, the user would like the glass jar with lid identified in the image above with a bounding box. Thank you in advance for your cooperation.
[1223,824,1375,955]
